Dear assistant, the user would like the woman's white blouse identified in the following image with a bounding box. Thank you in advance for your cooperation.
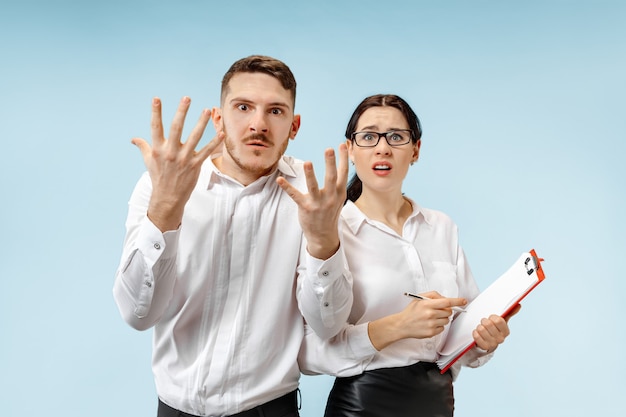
[299,199,492,380]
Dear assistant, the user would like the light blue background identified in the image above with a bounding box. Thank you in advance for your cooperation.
[1,1,624,416]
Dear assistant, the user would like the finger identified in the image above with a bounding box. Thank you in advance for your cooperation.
[488,315,511,336]
[185,108,212,152]
[504,304,522,322]
[432,297,467,309]
[131,137,151,159]
[303,161,320,195]
[322,148,338,192]
[336,143,349,189]
[472,329,491,350]
[431,317,452,329]
[277,176,305,204]
[473,324,497,349]
[420,291,443,299]
[477,319,496,339]
[488,314,507,326]
[150,97,165,145]
[168,96,192,144]
[196,131,225,163]
[480,317,509,340]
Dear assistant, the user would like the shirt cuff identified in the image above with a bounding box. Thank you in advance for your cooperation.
[461,346,494,368]
[348,323,378,359]
[306,246,344,284]
[137,217,179,266]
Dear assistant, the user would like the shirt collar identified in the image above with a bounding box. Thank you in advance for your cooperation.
[342,197,432,235]
[202,153,298,189]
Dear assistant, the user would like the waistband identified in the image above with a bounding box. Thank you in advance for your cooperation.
[158,390,298,417]
[230,390,298,417]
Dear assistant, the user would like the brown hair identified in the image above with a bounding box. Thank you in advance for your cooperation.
[345,94,422,202]
[221,55,297,106]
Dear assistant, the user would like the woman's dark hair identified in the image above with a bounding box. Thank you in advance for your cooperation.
[345,94,422,202]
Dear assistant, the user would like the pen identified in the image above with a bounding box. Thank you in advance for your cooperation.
[404,292,466,313]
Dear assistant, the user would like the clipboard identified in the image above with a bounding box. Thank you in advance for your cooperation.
[436,249,546,373]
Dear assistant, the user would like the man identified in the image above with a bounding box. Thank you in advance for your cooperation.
[113,55,353,417]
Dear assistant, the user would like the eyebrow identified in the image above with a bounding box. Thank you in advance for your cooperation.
[358,125,409,131]
[229,97,292,110]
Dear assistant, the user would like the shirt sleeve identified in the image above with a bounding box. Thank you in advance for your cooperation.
[296,241,354,340]
[449,346,494,380]
[112,172,179,331]
[298,323,377,377]
[455,247,480,301]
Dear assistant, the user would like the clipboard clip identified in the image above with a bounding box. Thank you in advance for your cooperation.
[524,256,537,275]
[524,253,545,276]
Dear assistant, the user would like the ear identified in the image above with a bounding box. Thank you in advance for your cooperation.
[346,139,355,162]
[211,107,223,132]
[289,114,301,140]
[412,139,421,164]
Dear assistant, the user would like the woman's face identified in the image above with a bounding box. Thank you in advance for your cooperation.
[347,106,420,194]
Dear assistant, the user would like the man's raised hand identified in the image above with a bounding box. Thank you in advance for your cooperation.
[131,97,224,232]
[276,143,349,260]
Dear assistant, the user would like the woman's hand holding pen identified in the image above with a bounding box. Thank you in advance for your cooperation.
[401,291,467,338]
[367,291,467,351]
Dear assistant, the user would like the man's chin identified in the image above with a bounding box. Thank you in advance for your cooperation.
[247,150,280,164]
[224,143,283,177]
[239,157,278,176]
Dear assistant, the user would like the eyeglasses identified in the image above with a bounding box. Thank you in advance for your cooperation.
[350,130,414,147]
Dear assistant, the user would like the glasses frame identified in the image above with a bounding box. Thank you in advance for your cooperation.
[350,129,415,147]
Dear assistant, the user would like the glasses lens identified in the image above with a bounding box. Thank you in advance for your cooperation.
[353,130,412,147]
[386,130,411,146]
[354,132,380,147]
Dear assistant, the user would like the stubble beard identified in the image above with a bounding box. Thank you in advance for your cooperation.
[222,131,290,178]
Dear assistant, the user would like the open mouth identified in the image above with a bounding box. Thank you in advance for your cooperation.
[373,164,391,171]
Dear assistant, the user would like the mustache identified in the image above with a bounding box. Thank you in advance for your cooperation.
[242,133,271,144]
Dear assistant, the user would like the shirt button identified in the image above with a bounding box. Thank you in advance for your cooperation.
[144,280,152,288]
[426,342,434,351]
[323,302,330,307]
[154,243,161,250]
[322,271,329,277]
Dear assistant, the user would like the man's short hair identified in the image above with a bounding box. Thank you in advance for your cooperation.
[221,55,297,106]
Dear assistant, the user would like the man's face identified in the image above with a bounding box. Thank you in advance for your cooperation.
[212,72,300,185]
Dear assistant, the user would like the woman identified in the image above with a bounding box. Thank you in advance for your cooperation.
[299,94,516,417]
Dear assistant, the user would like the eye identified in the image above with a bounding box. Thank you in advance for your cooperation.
[237,104,249,111]
[362,133,376,141]
[389,132,404,142]
[270,108,283,115]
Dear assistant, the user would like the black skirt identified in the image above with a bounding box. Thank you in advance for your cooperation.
[324,362,454,417]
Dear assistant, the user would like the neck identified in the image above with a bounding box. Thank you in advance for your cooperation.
[213,154,275,187]
[354,190,412,235]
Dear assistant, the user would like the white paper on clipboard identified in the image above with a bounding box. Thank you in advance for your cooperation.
[436,249,546,373]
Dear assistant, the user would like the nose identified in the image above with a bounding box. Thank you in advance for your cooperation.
[374,135,392,154]
[249,111,269,133]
